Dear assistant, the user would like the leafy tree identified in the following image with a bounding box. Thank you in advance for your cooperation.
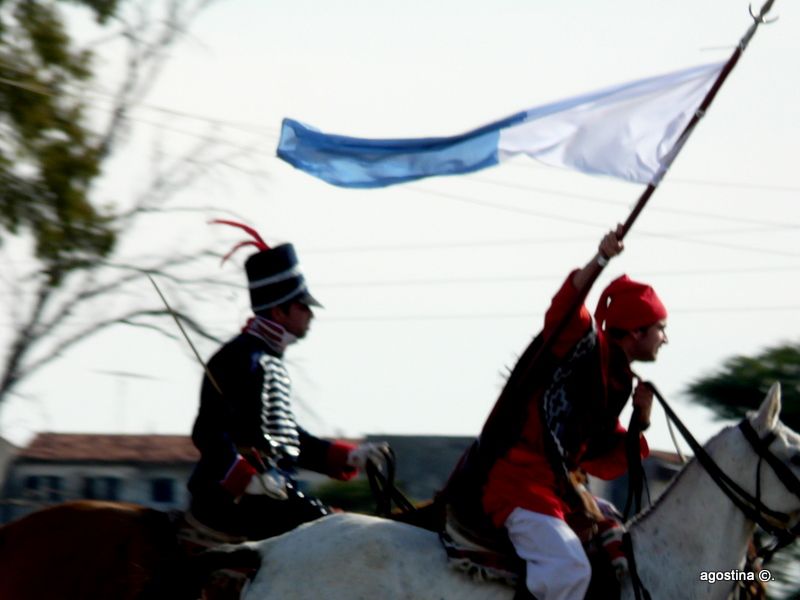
[1,0,118,285]
[0,0,244,410]
[686,341,800,431]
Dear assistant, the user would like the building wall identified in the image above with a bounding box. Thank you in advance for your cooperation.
[366,434,474,501]
[0,433,683,525]
[0,438,15,489]
[365,434,683,513]
[1,460,193,523]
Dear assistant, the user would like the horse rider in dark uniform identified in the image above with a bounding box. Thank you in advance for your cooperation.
[187,220,389,540]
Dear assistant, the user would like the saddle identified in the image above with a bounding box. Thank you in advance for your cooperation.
[174,511,254,599]
[439,504,522,586]
[439,494,625,600]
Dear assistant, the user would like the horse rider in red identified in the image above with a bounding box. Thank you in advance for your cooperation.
[451,226,668,600]
[187,221,389,540]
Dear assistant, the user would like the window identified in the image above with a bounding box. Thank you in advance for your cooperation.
[23,475,63,501]
[151,478,175,503]
[83,476,121,500]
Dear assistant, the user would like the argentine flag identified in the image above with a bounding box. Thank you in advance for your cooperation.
[277,61,725,189]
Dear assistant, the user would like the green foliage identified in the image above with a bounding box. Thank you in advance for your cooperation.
[686,342,800,432]
[311,478,380,515]
[0,0,121,285]
[66,0,119,24]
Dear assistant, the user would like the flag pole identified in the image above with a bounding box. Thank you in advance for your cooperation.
[481,0,778,435]
[617,0,777,242]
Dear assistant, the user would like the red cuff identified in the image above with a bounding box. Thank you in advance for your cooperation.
[219,454,257,497]
[326,440,358,481]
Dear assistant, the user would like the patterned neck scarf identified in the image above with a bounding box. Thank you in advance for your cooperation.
[242,315,297,355]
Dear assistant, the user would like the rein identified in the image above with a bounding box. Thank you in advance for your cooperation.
[645,382,800,542]
[365,448,416,517]
[624,382,800,599]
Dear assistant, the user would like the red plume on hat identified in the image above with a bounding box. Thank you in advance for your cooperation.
[210,219,322,312]
[210,219,270,264]
[594,275,667,332]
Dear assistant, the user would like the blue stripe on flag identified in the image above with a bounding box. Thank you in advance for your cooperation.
[277,113,527,188]
[276,61,725,189]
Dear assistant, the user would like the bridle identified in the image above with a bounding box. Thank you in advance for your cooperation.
[736,419,800,559]
[626,382,800,600]
[649,382,800,553]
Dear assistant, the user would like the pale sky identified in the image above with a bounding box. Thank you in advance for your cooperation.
[2,0,799,455]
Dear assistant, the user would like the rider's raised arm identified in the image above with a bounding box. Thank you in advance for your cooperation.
[571,224,624,291]
[542,225,626,357]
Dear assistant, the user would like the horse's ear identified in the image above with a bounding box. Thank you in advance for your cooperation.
[752,382,782,435]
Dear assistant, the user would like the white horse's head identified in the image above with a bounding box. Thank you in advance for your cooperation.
[745,382,800,525]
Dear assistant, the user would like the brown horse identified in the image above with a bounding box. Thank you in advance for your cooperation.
[0,499,247,600]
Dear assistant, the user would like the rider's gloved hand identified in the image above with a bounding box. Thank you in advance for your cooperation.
[346,442,391,469]
[244,469,288,500]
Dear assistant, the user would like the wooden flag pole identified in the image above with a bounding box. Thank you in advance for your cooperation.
[481,0,779,438]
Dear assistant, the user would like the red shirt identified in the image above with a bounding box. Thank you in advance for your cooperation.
[481,272,648,526]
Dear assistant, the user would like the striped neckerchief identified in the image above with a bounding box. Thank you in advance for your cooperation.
[242,315,297,355]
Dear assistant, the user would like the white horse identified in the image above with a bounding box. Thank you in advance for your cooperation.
[207,383,799,600]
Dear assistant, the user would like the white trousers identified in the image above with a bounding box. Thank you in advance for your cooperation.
[505,507,591,600]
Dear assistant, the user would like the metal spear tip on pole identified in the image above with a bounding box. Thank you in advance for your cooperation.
[750,0,779,24]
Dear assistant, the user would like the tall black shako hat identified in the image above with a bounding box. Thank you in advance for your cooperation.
[212,219,322,314]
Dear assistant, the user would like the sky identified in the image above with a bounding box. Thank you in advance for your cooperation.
[1,0,799,456]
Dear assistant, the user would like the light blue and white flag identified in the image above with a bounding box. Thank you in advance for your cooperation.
[277,61,725,189]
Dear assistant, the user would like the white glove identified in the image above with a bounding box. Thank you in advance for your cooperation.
[244,469,288,500]
[347,442,391,469]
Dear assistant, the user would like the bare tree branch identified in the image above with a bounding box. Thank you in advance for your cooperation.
[0,282,53,398]
[18,305,223,381]
[0,0,243,411]
[96,0,219,160]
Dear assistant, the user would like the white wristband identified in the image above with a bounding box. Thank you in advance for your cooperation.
[596,253,609,267]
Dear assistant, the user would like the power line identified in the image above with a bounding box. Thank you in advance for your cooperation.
[115,97,281,137]
[304,235,590,254]
[3,75,799,263]
[2,262,799,294]
[311,265,800,289]
[664,177,800,194]
[407,187,800,258]
[0,71,278,159]
[2,72,798,198]
[0,57,282,137]
[468,175,800,228]
[0,301,797,328]
[504,160,800,194]
[317,304,800,323]
[634,229,800,259]
[411,186,607,228]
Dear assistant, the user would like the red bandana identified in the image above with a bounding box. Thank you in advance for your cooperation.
[595,275,667,331]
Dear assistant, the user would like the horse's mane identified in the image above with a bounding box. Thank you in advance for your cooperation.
[625,423,734,528]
